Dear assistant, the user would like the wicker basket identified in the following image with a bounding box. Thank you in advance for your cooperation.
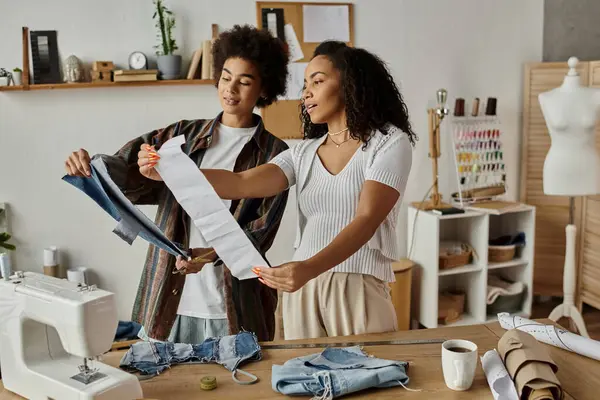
[489,244,516,263]
[439,244,472,270]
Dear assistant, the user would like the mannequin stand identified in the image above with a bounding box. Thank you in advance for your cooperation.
[548,197,589,337]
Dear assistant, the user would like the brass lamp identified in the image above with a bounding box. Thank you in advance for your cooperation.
[413,89,452,211]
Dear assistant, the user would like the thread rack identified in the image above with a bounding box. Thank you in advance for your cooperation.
[450,116,506,206]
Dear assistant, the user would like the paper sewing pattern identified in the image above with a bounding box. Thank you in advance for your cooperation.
[280,62,307,100]
[155,136,269,280]
[284,24,304,62]
[303,5,350,43]
[481,349,519,400]
[498,312,600,361]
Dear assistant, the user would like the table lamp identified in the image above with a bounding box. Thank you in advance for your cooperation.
[413,88,451,211]
[538,56,600,338]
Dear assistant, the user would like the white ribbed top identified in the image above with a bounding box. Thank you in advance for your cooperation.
[293,150,395,282]
[270,127,413,283]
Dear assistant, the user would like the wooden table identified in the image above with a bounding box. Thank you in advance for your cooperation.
[1,319,597,399]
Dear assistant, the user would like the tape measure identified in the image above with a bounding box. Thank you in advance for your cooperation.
[200,376,217,390]
[261,338,445,350]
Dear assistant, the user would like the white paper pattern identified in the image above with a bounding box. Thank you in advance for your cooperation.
[155,136,269,280]
[280,62,308,100]
[498,313,600,361]
[285,24,304,62]
[303,5,350,43]
[481,349,519,400]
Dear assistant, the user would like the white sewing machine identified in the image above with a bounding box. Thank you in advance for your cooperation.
[0,271,143,400]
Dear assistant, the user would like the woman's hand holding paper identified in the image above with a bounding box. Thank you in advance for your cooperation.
[253,261,316,292]
[137,143,163,181]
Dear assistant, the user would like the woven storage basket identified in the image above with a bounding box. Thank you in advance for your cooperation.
[488,244,516,263]
[439,244,472,270]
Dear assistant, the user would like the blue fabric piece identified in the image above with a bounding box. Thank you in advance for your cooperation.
[119,331,261,377]
[115,321,143,341]
[62,156,188,258]
[272,346,409,399]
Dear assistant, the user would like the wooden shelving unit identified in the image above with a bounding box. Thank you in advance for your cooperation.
[0,79,215,92]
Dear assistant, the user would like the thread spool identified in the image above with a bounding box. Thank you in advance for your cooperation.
[485,97,497,116]
[67,267,88,284]
[43,246,60,278]
[0,253,11,280]
[200,376,217,390]
[454,98,465,116]
[471,98,480,117]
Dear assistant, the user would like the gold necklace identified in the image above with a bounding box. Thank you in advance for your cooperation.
[327,127,349,136]
[330,136,352,148]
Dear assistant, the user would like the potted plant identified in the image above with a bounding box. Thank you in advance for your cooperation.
[12,67,22,86]
[153,0,181,80]
[0,68,11,86]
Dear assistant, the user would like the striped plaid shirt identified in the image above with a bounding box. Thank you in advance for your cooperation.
[103,113,289,341]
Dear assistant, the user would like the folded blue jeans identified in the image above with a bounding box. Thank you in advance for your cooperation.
[119,331,261,384]
[272,346,410,399]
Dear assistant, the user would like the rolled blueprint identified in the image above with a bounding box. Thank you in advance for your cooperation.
[481,349,519,400]
[498,312,600,362]
[155,135,269,280]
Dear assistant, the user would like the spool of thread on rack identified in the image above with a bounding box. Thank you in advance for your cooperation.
[454,98,465,116]
[471,98,480,116]
[485,97,497,116]
[43,246,60,278]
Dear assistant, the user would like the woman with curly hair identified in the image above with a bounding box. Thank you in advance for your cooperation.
[64,25,290,343]
[139,40,416,340]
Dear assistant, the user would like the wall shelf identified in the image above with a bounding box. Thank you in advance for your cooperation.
[0,79,215,92]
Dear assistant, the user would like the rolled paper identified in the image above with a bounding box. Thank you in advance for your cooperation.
[481,349,519,400]
[498,313,600,361]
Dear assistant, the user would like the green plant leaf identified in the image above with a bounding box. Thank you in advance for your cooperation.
[0,243,15,251]
[0,232,10,242]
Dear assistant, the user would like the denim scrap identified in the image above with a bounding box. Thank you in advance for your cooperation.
[272,346,410,399]
[119,331,261,384]
[115,320,143,341]
[62,156,188,258]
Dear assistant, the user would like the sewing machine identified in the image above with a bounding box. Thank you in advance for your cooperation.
[0,271,143,400]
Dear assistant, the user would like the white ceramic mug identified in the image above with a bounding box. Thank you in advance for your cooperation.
[442,339,478,391]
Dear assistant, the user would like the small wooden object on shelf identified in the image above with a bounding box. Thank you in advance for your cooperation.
[91,60,114,83]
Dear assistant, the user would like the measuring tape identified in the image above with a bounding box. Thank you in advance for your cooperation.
[261,338,445,350]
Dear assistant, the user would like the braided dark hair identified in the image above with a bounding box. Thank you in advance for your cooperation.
[301,41,417,147]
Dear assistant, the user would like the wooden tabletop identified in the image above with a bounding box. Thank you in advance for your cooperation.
[1,319,596,399]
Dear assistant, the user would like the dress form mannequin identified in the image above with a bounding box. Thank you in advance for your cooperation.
[538,57,600,338]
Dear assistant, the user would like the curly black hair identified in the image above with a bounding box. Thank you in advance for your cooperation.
[212,25,289,108]
[301,41,417,147]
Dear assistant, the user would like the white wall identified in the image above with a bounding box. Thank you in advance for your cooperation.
[0,0,544,320]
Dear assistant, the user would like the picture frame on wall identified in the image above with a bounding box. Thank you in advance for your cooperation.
[30,30,61,84]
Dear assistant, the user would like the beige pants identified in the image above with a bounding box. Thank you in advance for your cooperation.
[282,271,398,340]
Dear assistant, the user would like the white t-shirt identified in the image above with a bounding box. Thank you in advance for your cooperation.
[176,123,256,319]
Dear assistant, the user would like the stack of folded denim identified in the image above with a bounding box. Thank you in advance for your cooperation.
[272,346,410,399]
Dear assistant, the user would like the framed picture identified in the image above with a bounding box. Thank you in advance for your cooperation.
[30,30,61,84]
